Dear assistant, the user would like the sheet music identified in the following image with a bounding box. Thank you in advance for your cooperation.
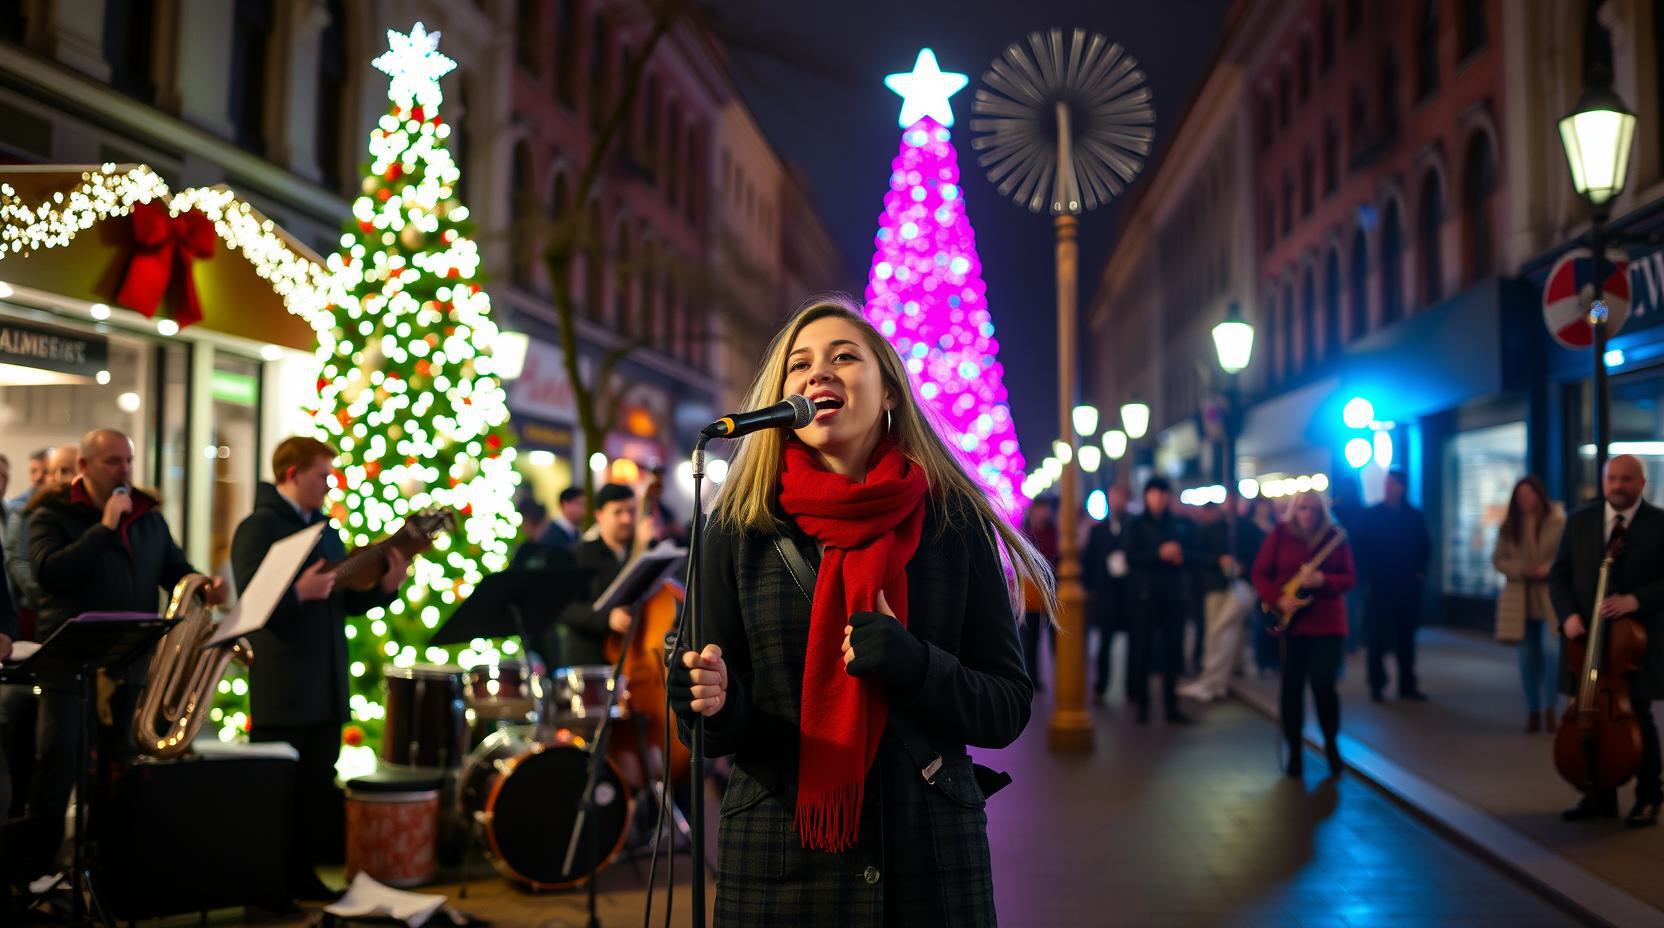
[325,872,447,925]
[593,540,687,613]
[207,523,326,646]
[2,641,39,664]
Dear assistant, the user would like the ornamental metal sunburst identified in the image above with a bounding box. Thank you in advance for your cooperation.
[970,28,1154,215]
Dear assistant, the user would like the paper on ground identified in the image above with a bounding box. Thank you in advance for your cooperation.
[207,522,325,646]
[325,871,447,925]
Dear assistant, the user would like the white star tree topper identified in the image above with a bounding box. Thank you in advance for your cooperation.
[884,48,969,128]
[373,22,456,111]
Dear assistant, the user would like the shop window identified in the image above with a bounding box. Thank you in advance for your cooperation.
[1570,374,1664,504]
[208,354,262,582]
[1443,421,1526,598]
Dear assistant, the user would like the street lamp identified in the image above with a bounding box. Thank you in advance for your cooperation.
[1102,429,1128,460]
[1558,67,1639,483]
[1120,400,1150,441]
[1211,303,1255,582]
[1559,71,1637,209]
[1078,445,1102,473]
[1211,307,1255,376]
[1072,403,1100,438]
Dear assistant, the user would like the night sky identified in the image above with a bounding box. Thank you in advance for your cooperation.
[707,0,1234,465]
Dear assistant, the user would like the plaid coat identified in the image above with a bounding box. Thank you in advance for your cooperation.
[687,497,1032,926]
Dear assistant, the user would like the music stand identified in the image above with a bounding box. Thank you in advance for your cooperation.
[564,547,685,928]
[428,565,598,660]
[16,611,174,926]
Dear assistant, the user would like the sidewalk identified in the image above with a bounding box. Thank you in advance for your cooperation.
[1229,627,1664,927]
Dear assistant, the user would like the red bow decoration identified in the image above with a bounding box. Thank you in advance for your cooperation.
[117,201,217,328]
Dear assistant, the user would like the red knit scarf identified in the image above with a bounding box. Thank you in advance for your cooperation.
[777,436,928,852]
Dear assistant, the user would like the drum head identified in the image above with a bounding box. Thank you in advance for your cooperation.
[485,744,630,888]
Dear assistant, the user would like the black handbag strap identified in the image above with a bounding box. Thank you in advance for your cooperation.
[772,536,944,785]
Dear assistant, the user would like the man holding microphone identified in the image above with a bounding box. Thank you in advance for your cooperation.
[24,428,225,878]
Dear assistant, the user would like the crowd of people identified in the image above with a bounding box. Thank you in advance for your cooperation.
[1019,454,1662,828]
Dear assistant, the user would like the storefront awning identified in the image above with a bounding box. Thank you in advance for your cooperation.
[0,164,331,350]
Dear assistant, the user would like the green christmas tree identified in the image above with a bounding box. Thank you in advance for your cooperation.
[214,22,521,750]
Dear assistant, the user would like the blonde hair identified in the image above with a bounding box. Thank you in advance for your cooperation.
[1283,490,1336,544]
[710,293,1056,619]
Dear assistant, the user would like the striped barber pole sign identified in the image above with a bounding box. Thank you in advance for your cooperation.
[1542,247,1630,348]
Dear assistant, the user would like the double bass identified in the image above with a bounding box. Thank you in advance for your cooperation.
[602,473,692,785]
[1553,552,1648,791]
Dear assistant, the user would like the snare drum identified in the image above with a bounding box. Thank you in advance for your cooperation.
[458,726,630,889]
[381,665,468,770]
[543,664,630,727]
[465,660,542,744]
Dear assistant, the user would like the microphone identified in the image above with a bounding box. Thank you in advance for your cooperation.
[112,485,129,496]
[701,395,816,439]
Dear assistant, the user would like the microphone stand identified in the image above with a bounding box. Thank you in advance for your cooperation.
[681,437,710,928]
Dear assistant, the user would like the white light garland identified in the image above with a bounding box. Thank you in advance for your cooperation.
[0,163,334,333]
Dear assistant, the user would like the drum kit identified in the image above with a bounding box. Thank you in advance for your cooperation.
[369,659,668,890]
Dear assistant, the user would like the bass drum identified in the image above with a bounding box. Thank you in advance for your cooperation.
[458,726,630,890]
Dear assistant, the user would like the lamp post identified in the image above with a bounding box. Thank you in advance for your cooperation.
[1558,66,1637,483]
[1211,303,1255,572]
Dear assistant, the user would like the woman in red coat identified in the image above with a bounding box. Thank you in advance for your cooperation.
[1251,490,1356,777]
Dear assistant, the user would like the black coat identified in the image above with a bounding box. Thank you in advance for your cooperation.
[1354,502,1430,585]
[1200,517,1265,593]
[231,483,394,728]
[684,498,1029,927]
[1082,513,1130,628]
[554,538,627,667]
[1124,511,1202,607]
[1549,500,1664,696]
[0,525,16,640]
[27,482,197,638]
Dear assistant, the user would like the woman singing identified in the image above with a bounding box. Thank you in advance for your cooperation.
[1251,490,1356,777]
[1491,475,1566,733]
[668,295,1051,926]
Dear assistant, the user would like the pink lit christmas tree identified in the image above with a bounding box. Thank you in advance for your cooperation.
[865,49,1026,515]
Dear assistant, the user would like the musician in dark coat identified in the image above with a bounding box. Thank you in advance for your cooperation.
[1124,477,1202,725]
[24,429,225,877]
[231,437,406,899]
[1549,455,1664,827]
[1082,484,1132,703]
[553,482,641,667]
[667,299,1045,926]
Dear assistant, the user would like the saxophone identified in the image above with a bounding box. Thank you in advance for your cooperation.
[132,574,254,758]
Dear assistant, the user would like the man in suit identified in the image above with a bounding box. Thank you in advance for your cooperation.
[1551,454,1664,827]
[556,483,645,666]
[1083,484,1131,704]
[1125,477,1201,725]
[232,437,408,899]
[539,487,585,548]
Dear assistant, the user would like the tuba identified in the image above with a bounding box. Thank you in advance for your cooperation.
[132,574,254,758]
